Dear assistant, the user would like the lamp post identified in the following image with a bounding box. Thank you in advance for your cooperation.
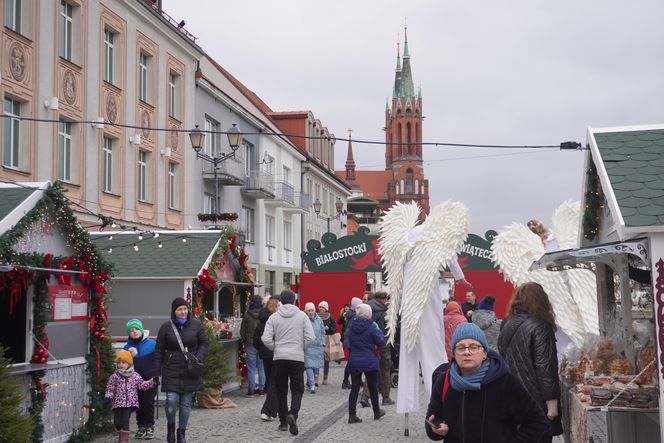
[190,123,242,214]
[313,196,345,233]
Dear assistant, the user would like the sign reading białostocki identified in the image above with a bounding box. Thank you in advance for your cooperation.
[302,227,382,273]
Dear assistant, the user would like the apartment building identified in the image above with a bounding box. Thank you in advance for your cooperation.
[1,0,202,229]
[195,56,309,296]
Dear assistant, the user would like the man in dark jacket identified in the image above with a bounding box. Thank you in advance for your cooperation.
[367,292,394,405]
[154,297,208,443]
[460,290,478,321]
[254,296,279,421]
[241,295,265,396]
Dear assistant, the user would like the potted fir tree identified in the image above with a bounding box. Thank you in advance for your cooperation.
[196,319,240,409]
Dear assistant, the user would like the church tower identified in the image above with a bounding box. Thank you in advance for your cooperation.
[385,28,430,214]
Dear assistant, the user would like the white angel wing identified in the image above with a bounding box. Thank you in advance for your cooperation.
[378,201,421,346]
[400,201,469,352]
[491,223,544,285]
[552,200,581,250]
[564,268,599,335]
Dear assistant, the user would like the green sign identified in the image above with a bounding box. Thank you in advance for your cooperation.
[302,226,381,273]
[457,230,498,271]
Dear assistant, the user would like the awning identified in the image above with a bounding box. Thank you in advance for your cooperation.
[529,237,650,272]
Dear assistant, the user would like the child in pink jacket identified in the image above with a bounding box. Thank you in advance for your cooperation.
[105,350,158,442]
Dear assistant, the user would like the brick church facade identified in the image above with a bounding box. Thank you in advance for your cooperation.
[337,29,430,220]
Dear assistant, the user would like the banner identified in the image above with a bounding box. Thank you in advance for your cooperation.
[302,227,381,272]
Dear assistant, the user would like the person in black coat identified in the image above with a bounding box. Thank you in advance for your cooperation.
[254,297,279,421]
[154,297,208,443]
[498,282,563,442]
[425,323,548,442]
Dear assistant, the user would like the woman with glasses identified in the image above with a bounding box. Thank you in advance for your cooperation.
[498,282,563,442]
[425,323,547,442]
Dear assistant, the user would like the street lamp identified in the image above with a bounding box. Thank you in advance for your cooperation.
[190,123,243,215]
[313,196,346,232]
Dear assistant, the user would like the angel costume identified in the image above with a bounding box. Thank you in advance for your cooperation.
[491,201,598,349]
[379,201,469,414]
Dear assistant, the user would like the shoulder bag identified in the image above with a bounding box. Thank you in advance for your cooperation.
[170,321,204,379]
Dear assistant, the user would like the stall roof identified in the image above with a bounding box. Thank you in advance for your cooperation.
[91,231,221,279]
[530,237,650,271]
[0,182,50,234]
[588,124,664,238]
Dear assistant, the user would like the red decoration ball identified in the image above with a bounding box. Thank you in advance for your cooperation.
[197,289,204,296]
[227,332,233,339]
[99,334,105,340]
[40,356,47,363]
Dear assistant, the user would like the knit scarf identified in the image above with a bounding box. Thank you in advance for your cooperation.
[319,312,331,321]
[117,366,135,378]
[449,360,489,391]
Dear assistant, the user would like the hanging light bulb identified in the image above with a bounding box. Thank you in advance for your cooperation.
[154,232,160,238]
[138,232,143,240]
[108,248,113,253]
[108,235,113,240]
[133,243,139,251]
[158,242,163,248]
[111,222,117,228]
[182,238,187,243]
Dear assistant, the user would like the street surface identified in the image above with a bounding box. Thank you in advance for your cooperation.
[91,363,565,442]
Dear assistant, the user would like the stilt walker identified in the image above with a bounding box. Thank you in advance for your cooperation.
[379,201,471,436]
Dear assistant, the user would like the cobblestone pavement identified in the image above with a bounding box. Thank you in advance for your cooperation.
[91,363,564,442]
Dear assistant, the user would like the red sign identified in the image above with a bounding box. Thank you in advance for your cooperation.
[48,285,90,321]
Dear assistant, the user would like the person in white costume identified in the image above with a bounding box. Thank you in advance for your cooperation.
[379,201,470,418]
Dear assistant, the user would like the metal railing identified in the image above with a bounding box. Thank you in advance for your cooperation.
[243,171,275,195]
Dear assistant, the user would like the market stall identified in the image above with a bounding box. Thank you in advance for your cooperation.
[0,182,113,442]
[531,124,664,443]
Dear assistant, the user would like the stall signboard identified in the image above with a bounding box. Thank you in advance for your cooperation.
[48,285,90,321]
[302,227,381,273]
[457,230,498,271]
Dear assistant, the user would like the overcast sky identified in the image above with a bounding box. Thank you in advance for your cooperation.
[166,0,664,235]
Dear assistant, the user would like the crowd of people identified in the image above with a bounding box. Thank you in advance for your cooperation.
[104,282,563,442]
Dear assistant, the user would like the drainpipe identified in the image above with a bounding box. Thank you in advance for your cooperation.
[300,160,309,272]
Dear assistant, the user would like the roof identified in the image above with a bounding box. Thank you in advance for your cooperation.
[0,182,50,235]
[588,124,664,233]
[91,231,220,279]
[335,170,391,200]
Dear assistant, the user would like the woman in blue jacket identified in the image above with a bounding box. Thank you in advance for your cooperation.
[345,303,385,423]
[303,302,325,394]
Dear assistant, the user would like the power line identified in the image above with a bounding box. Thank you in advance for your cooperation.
[0,114,580,150]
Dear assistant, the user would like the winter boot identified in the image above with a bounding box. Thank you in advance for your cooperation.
[118,430,130,443]
[166,423,176,443]
[176,428,186,443]
[322,375,328,385]
[374,409,386,420]
[348,413,363,424]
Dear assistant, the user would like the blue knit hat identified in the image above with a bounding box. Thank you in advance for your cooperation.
[452,323,489,351]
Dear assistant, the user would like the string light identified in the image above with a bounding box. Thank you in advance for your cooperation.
[158,242,163,248]
[138,233,143,240]
[133,243,139,251]
[108,248,112,253]
[108,235,113,240]
[182,238,187,243]
[154,232,160,238]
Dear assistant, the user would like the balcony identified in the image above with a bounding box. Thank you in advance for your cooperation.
[201,156,245,186]
[241,171,275,199]
[265,183,309,213]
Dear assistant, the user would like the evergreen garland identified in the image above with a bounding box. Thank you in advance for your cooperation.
[0,347,34,442]
[0,182,114,442]
[582,161,603,240]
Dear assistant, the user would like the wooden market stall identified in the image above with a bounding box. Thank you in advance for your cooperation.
[0,182,114,442]
[531,124,664,443]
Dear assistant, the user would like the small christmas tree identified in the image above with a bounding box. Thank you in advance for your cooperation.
[0,347,34,441]
[202,327,239,389]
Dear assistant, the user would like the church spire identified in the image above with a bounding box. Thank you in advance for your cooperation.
[345,129,358,186]
[399,25,415,98]
[392,40,402,99]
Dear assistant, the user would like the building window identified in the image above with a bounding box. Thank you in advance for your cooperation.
[203,193,215,213]
[266,215,275,261]
[264,270,275,296]
[3,98,20,169]
[282,165,291,185]
[139,52,149,102]
[57,120,72,182]
[406,169,414,194]
[5,0,21,33]
[243,141,253,178]
[59,1,73,60]
[283,272,292,288]
[103,29,115,84]
[168,72,178,118]
[241,206,254,243]
[168,161,177,209]
[138,149,149,202]
[102,136,113,192]
[283,221,292,251]
[204,118,219,156]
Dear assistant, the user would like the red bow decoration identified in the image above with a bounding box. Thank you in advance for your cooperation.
[198,269,216,290]
[57,257,75,285]
[92,269,109,294]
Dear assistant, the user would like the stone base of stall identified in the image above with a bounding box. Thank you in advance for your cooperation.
[565,387,660,443]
